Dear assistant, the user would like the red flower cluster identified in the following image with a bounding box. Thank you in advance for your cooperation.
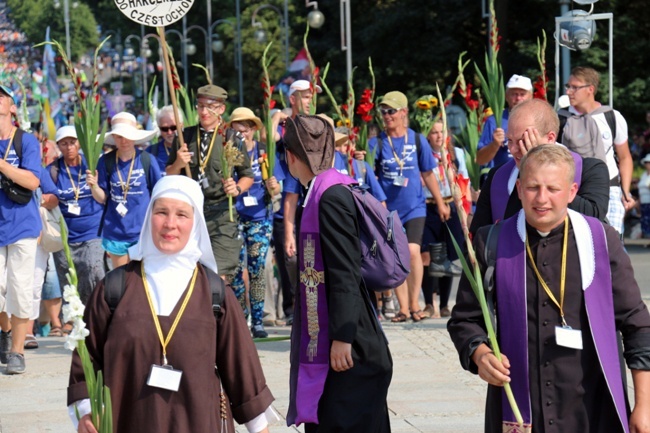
[461,83,479,111]
[355,89,374,123]
[533,75,547,100]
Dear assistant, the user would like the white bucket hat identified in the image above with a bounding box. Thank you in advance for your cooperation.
[104,112,157,145]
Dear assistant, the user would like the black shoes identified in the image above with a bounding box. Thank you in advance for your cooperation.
[251,323,268,339]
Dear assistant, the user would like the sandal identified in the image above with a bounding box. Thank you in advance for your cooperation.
[410,310,427,322]
[62,323,74,335]
[24,334,39,349]
[390,312,408,323]
[48,326,64,337]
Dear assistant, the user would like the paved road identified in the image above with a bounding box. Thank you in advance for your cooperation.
[1,240,649,433]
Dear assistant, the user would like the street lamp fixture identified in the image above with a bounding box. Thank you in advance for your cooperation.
[251,4,289,68]
[211,37,224,54]
[305,0,325,29]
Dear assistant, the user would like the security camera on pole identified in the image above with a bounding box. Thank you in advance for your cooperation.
[114,0,194,177]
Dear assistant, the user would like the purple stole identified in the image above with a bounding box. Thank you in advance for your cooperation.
[495,209,629,432]
[490,150,583,223]
[287,168,356,426]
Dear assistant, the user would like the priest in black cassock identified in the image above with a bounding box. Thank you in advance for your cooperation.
[448,145,650,433]
[283,114,392,433]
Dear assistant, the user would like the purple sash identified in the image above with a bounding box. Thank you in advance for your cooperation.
[490,150,583,224]
[496,210,628,432]
[288,168,356,426]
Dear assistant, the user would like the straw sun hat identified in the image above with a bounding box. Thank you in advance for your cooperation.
[228,107,263,131]
[104,112,157,145]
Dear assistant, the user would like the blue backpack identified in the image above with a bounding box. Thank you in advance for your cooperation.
[348,184,410,291]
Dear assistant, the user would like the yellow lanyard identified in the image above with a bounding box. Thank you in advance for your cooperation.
[64,157,82,202]
[2,128,17,160]
[115,151,136,200]
[198,127,218,173]
[141,261,199,365]
[386,135,406,173]
[525,217,569,327]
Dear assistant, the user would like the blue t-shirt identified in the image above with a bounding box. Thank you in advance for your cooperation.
[48,157,104,243]
[0,131,42,246]
[97,149,162,242]
[146,139,171,173]
[371,128,436,223]
[39,166,58,195]
[235,142,270,222]
[478,109,512,169]
[273,140,302,220]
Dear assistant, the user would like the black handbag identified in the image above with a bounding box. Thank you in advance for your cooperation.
[0,176,32,204]
[1,129,33,205]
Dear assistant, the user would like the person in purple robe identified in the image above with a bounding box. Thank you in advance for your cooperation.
[448,145,650,433]
[284,115,392,432]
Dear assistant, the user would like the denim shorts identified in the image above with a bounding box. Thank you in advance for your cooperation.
[102,239,137,256]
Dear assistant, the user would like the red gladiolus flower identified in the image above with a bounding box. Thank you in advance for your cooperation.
[456,174,472,214]
[533,76,547,100]
[80,91,86,101]
[360,88,372,103]
[467,99,479,111]
[270,100,276,110]
[94,94,100,104]
[341,103,348,112]
[76,76,82,87]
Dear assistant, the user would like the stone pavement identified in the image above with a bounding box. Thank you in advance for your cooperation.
[1,241,649,433]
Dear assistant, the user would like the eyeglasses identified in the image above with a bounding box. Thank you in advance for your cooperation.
[564,84,591,92]
[159,125,177,133]
[196,103,222,111]
[379,107,398,116]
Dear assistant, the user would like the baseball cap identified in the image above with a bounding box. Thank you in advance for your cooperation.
[641,154,650,164]
[0,85,15,103]
[288,80,322,97]
[380,91,408,110]
[506,75,533,92]
[55,125,78,142]
[197,84,228,101]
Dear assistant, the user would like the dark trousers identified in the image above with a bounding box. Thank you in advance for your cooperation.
[272,217,297,317]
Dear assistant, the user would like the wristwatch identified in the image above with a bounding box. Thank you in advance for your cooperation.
[235,185,242,195]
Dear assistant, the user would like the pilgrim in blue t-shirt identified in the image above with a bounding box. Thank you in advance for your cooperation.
[146,139,171,173]
[371,128,436,223]
[97,149,162,243]
[48,156,104,243]
[477,109,512,169]
[273,140,302,221]
[235,142,271,222]
[334,151,386,202]
[0,130,42,246]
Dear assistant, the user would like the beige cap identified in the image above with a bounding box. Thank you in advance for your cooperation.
[380,91,408,109]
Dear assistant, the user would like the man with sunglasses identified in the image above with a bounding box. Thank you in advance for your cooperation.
[147,105,184,172]
[166,85,254,281]
[476,75,534,170]
[560,66,634,237]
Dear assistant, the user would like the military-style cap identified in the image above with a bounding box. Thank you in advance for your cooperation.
[197,84,228,101]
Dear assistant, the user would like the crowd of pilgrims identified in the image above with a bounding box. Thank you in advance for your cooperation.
[7,83,465,352]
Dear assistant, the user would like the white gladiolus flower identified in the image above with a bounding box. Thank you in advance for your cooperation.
[62,294,85,323]
[63,285,78,303]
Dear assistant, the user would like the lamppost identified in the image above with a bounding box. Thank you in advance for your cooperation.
[338,0,352,85]
[124,34,150,108]
[210,19,244,106]
[251,4,289,68]
[185,25,211,75]
[53,0,78,60]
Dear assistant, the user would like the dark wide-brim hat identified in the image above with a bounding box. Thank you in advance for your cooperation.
[284,114,335,175]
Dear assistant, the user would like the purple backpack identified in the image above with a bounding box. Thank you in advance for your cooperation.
[348,185,411,291]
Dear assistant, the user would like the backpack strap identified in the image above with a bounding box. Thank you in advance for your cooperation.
[204,264,226,318]
[556,108,571,144]
[49,158,60,185]
[104,263,225,319]
[604,110,617,156]
[482,221,503,331]
[139,150,153,194]
[97,152,115,237]
[104,265,127,314]
[13,129,23,160]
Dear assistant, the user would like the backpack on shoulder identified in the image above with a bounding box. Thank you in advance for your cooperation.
[347,184,410,291]
[103,263,226,318]
[558,106,617,163]
[1,129,34,204]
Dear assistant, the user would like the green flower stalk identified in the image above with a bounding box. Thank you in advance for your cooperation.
[474,0,505,127]
[60,218,113,432]
[35,37,110,173]
[435,84,524,428]
[261,42,277,179]
[303,26,318,115]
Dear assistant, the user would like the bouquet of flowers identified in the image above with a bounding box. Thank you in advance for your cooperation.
[59,218,113,432]
[436,84,524,428]
[35,37,109,173]
[411,94,439,136]
[220,139,245,222]
[474,0,505,128]
[534,30,548,101]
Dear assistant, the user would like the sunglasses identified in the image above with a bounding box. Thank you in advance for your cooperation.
[380,108,398,116]
[159,126,177,133]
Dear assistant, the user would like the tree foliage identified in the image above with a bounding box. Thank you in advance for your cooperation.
[7,0,98,61]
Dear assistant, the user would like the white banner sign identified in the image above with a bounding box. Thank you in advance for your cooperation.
[114,0,194,27]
